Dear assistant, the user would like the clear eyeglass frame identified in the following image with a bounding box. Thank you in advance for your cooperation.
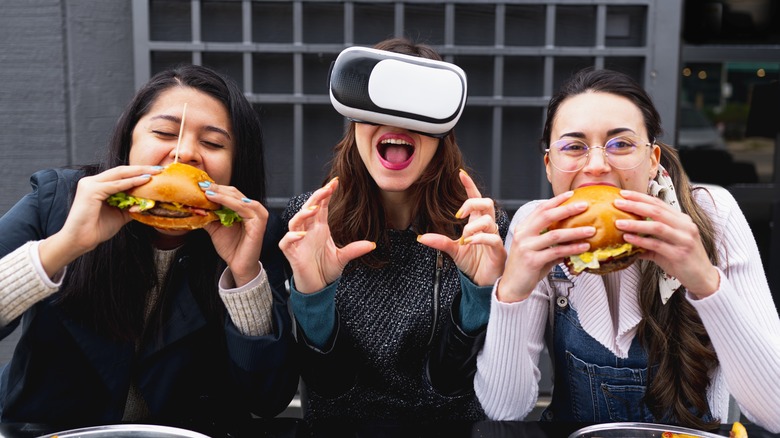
[544,134,654,172]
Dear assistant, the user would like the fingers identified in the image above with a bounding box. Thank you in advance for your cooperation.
[338,241,377,265]
[285,178,338,232]
[85,165,163,199]
[458,168,482,199]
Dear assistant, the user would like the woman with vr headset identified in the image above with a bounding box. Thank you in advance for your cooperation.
[279,38,508,425]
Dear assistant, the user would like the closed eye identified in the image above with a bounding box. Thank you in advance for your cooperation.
[202,141,225,149]
[152,130,177,138]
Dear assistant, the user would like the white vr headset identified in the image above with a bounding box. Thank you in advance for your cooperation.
[329,46,468,137]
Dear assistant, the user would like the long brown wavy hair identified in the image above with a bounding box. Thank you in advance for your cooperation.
[325,38,471,267]
[542,68,720,430]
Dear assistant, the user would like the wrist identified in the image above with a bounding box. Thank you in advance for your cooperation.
[686,266,721,299]
[38,232,90,278]
[495,277,531,303]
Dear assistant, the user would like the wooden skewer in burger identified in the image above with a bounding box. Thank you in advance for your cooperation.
[107,103,240,230]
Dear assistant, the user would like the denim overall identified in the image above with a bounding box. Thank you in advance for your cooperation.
[540,266,712,424]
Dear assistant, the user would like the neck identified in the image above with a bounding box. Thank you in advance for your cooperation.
[152,232,186,250]
[381,191,414,230]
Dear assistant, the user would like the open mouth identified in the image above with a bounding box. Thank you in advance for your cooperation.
[377,138,415,170]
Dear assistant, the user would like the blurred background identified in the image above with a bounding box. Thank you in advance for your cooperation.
[0,0,778,418]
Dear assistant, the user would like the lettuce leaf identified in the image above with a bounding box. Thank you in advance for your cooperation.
[106,192,155,211]
[215,208,242,227]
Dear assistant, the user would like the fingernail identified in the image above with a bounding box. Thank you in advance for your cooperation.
[140,174,151,179]
[152,165,164,171]
[370,242,377,250]
[296,231,307,237]
[615,220,627,227]
[199,181,211,188]
[575,201,588,209]
[460,237,472,245]
[241,197,251,203]
[416,235,422,242]
[308,205,318,211]
[459,168,469,177]
[454,208,463,219]
[614,199,626,207]
[205,190,216,196]
[326,176,339,188]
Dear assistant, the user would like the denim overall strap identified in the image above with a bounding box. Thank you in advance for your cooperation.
[540,272,715,425]
[541,272,653,423]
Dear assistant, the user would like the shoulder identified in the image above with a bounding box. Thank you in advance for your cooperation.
[690,184,740,219]
[30,168,83,192]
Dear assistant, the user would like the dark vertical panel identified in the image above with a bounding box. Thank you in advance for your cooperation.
[202,0,243,42]
[454,4,495,46]
[500,107,545,201]
[505,5,546,47]
[150,0,191,41]
[252,2,293,43]
[253,54,295,94]
[256,104,295,200]
[302,106,345,191]
[354,3,395,45]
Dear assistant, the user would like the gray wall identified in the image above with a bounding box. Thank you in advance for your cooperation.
[0,0,135,216]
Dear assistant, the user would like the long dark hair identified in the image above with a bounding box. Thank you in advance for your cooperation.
[325,38,471,267]
[57,64,267,342]
[543,68,720,430]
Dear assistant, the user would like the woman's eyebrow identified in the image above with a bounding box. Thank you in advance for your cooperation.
[558,127,637,140]
[204,125,231,140]
[150,114,231,140]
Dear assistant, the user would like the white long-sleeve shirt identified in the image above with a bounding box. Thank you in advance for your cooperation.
[475,185,780,432]
[0,241,274,337]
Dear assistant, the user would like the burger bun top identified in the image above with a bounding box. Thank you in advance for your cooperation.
[127,162,220,211]
[549,185,641,250]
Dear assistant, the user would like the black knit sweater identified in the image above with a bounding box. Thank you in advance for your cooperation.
[283,193,509,423]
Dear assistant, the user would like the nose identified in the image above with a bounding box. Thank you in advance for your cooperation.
[582,146,611,174]
[169,134,201,165]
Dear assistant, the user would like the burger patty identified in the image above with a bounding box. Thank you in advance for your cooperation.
[146,205,192,218]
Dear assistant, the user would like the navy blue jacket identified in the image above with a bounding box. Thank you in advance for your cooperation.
[0,168,298,430]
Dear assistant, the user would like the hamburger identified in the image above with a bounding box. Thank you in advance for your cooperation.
[548,185,644,275]
[107,162,241,230]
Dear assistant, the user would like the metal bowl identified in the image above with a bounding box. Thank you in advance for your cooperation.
[569,422,724,438]
[38,424,210,438]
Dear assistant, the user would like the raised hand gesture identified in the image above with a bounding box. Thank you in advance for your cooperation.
[417,170,506,287]
[279,178,376,293]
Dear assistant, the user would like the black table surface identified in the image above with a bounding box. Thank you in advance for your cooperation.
[1,418,778,438]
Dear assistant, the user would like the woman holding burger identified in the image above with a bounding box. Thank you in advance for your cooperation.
[475,68,780,432]
[0,65,297,430]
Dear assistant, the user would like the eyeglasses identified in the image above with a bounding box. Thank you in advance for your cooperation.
[348,118,451,139]
[545,134,654,172]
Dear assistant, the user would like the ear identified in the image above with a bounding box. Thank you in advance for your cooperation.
[544,153,553,183]
[649,143,661,180]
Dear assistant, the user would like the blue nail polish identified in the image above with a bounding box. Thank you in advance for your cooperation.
[205,190,216,196]
[241,197,251,203]
[152,165,164,170]
[198,181,211,188]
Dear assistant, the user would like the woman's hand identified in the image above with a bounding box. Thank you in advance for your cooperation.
[496,192,595,303]
[614,190,720,298]
[38,165,163,277]
[201,182,271,288]
[417,170,506,287]
[279,178,375,294]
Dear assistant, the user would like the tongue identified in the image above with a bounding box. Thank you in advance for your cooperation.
[384,145,411,163]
